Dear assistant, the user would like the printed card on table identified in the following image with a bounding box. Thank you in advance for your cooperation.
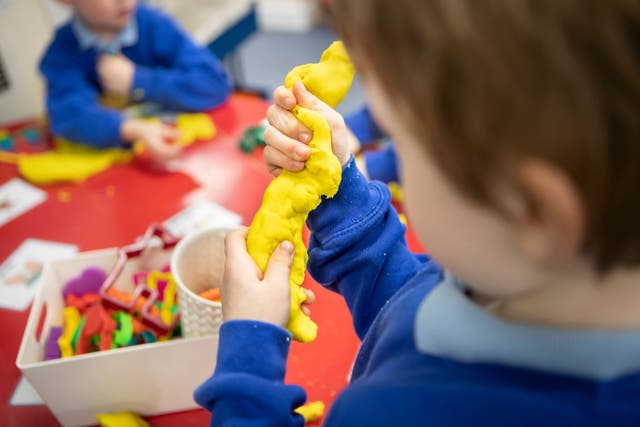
[0,239,78,311]
[164,199,242,238]
[0,178,47,228]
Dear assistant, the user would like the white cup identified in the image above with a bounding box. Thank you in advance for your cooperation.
[171,227,238,338]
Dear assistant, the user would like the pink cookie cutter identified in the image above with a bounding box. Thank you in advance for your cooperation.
[99,223,181,334]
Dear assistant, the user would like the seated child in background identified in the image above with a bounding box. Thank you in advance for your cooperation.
[40,0,231,161]
[345,104,400,184]
[195,0,640,426]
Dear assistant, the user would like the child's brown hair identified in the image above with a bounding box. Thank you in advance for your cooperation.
[333,0,640,272]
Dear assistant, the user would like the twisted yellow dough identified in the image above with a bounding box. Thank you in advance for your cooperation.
[246,41,354,342]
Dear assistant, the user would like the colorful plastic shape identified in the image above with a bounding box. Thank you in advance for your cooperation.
[146,271,176,325]
[45,326,63,360]
[58,306,81,358]
[239,125,266,153]
[22,127,41,144]
[198,288,221,302]
[65,292,101,313]
[63,267,107,299]
[100,224,181,333]
[76,304,116,354]
[112,311,134,348]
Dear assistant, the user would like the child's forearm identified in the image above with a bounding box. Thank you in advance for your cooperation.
[194,320,306,427]
[131,61,230,111]
[306,156,428,339]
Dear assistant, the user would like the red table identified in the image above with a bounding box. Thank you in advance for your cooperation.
[0,94,363,426]
[0,93,422,426]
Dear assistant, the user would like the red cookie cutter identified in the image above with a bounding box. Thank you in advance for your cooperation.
[99,223,181,334]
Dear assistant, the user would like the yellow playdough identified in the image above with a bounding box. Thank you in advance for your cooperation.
[246,41,355,343]
[96,411,149,427]
[175,113,217,146]
[17,139,133,185]
[295,400,325,422]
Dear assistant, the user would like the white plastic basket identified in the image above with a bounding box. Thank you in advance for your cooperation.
[171,227,237,338]
[16,247,219,427]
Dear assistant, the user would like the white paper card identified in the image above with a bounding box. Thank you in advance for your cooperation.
[0,178,47,228]
[0,239,78,310]
[10,376,45,406]
[164,199,242,237]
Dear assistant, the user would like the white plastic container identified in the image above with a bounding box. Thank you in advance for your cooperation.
[172,227,237,338]
[16,246,219,427]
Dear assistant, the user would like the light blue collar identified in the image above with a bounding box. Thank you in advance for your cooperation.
[71,14,138,54]
[415,274,640,381]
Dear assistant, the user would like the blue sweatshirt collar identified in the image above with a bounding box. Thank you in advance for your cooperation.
[415,274,640,381]
[71,14,138,54]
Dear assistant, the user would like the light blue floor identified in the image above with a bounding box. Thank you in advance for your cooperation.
[234,25,366,116]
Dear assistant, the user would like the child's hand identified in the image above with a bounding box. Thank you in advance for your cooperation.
[121,119,182,161]
[264,82,353,176]
[97,54,134,98]
[221,228,316,327]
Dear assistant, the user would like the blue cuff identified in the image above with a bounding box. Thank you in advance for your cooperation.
[214,320,292,381]
[307,155,391,245]
[131,65,158,104]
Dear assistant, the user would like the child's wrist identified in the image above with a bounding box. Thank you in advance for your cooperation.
[120,119,143,143]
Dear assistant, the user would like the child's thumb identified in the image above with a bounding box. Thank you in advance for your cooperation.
[264,241,294,285]
[293,81,327,112]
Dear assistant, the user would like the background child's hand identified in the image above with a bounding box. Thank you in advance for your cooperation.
[221,228,316,327]
[97,54,134,98]
[264,82,353,176]
[121,119,182,161]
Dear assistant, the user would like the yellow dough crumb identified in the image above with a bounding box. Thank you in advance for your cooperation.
[95,411,149,427]
[246,41,355,342]
[295,400,325,423]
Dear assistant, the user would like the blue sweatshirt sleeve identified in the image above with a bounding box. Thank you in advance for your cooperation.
[130,7,231,111]
[194,320,307,427]
[306,156,429,339]
[40,32,125,148]
[344,105,386,146]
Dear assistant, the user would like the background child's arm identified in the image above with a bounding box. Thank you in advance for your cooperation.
[129,7,231,112]
[40,57,125,148]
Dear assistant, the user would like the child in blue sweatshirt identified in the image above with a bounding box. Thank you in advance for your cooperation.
[40,0,230,161]
[195,0,640,425]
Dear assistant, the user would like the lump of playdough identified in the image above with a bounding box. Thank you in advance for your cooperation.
[285,41,355,108]
[18,139,132,185]
[295,400,325,422]
[246,41,355,342]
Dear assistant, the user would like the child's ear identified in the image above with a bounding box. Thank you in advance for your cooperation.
[504,159,585,265]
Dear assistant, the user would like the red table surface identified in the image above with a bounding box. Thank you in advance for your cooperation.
[0,94,423,426]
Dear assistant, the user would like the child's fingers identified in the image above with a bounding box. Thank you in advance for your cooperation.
[292,82,330,113]
[224,228,250,261]
[266,104,311,144]
[273,85,297,110]
[302,288,316,305]
[264,125,311,162]
[264,241,295,291]
[163,126,181,142]
[263,145,305,173]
